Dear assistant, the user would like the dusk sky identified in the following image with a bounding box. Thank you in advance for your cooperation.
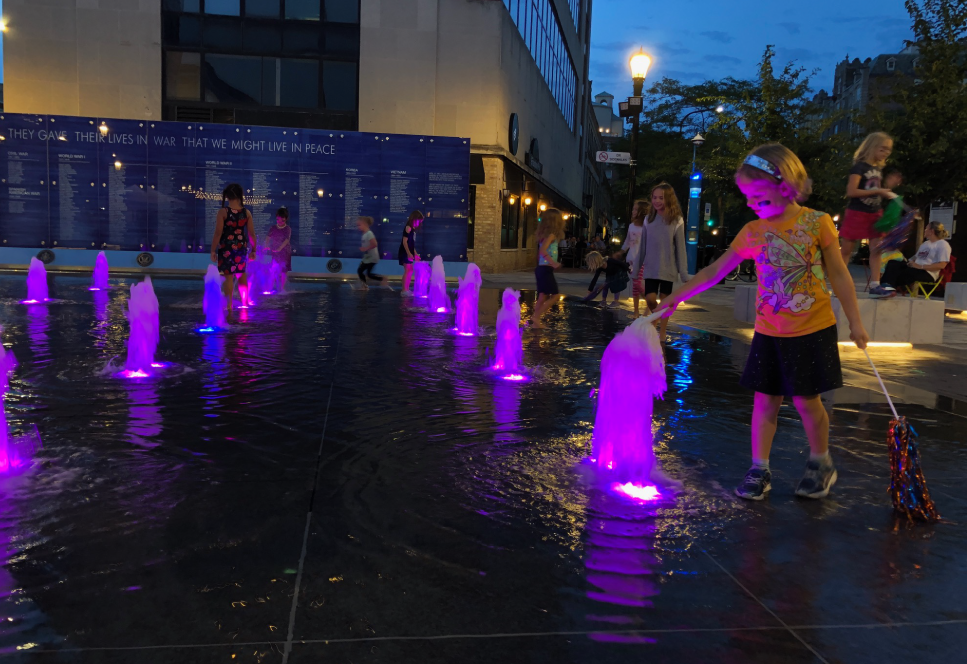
[589,0,914,101]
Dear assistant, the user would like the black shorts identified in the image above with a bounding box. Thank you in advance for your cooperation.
[535,265,559,295]
[644,278,674,296]
[741,325,842,397]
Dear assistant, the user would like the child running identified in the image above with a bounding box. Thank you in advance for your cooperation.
[656,143,869,501]
[266,206,292,292]
[210,183,257,311]
[584,249,630,306]
[530,208,564,329]
[398,210,424,295]
[356,216,388,289]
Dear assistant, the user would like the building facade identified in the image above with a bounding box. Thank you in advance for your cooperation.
[2,0,597,273]
[590,91,622,144]
[812,46,919,138]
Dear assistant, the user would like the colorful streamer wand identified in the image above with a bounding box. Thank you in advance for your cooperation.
[863,349,940,523]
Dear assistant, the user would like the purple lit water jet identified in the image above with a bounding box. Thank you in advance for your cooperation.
[455,263,482,335]
[202,264,226,331]
[428,256,450,313]
[24,258,49,303]
[123,277,160,376]
[591,315,681,490]
[492,288,523,374]
[0,337,17,472]
[413,261,431,299]
[90,251,109,290]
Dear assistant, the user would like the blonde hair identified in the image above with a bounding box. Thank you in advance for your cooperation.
[357,215,374,227]
[853,132,893,167]
[928,221,950,240]
[585,250,605,271]
[631,198,649,225]
[646,182,683,225]
[736,143,812,203]
[535,208,566,244]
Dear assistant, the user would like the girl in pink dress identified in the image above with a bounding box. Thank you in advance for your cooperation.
[266,207,292,292]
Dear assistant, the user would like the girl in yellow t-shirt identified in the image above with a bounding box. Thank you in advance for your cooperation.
[657,143,869,502]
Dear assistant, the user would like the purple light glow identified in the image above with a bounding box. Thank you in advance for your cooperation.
[435,307,447,313]
[237,305,250,309]
[502,374,527,382]
[611,482,661,502]
[118,369,151,379]
[196,326,217,334]
[150,362,170,369]
[20,299,44,304]
[88,287,101,291]
[262,291,273,295]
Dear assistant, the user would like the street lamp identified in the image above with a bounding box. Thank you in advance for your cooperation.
[690,132,705,173]
[626,48,652,225]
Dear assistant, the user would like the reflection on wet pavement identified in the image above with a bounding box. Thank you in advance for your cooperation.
[0,274,962,663]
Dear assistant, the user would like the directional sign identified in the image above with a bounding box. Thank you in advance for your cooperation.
[596,151,631,165]
[704,202,712,220]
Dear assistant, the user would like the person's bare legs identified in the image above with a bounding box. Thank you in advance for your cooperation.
[238,273,249,307]
[839,238,856,267]
[403,263,413,292]
[751,392,784,462]
[868,237,883,284]
[791,394,829,456]
[531,293,549,328]
[279,271,287,292]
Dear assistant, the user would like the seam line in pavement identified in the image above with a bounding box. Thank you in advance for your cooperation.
[20,619,967,653]
[282,336,340,663]
[703,549,831,664]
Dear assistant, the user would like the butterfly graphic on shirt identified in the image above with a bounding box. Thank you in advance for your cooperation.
[758,232,824,315]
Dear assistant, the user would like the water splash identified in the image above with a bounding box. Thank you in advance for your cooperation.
[413,261,431,299]
[90,251,109,290]
[124,277,160,375]
[0,337,17,473]
[24,258,49,303]
[591,316,680,490]
[492,288,523,374]
[428,256,450,313]
[202,264,226,331]
[454,263,482,335]
[245,249,270,302]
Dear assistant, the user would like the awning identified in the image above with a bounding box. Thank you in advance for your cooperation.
[470,154,486,185]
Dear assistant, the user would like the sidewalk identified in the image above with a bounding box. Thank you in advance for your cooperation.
[483,265,967,406]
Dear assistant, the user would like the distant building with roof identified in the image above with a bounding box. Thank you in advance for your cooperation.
[591,91,624,145]
[812,45,920,137]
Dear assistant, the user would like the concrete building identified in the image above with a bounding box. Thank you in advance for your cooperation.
[813,45,920,138]
[1,0,598,273]
[590,91,622,145]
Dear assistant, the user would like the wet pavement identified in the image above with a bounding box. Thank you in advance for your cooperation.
[0,274,963,663]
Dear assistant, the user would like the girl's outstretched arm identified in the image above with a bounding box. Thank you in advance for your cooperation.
[656,248,744,314]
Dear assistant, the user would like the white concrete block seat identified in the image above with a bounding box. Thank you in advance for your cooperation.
[734,284,944,344]
[945,282,967,311]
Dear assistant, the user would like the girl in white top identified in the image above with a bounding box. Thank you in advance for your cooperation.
[641,182,689,338]
[622,198,648,316]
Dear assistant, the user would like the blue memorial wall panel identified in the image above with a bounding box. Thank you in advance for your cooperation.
[0,115,50,248]
[0,112,470,263]
[423,137,471,260]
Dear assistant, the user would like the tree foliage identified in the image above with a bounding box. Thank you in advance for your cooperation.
[871,0,967,206]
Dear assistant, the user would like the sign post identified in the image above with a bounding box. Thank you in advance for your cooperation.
[686,172,702,273]
[595,151,631,165]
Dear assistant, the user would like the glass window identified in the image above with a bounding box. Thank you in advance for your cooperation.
[204,18,242,49]
[205,0,240,15]
[204,54,263,104]
[246,25,282,53]
[324,25,358,56]
[501,199,520,249]
[281,58,319,108]
[262,58,279,105]
[285,0,320,20]
[166,51,201,100]
[164,0,201,11]
[163,14,201,45]
[246,0,280,17]
[283,25,320,53]
[325,0,359,23]
[322,60,356,111]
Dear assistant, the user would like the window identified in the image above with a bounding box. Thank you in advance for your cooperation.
[568,0,580,30]
[246,0,280,17]
[163,14,201,45]
[887,57,896,71]
[501,0,578,129]
[204,54,263,103]
[164,0,200,11]
[286,0,320,20]
[323,60,357,110]
[501,199,520,249]
[325,25,359,56]
[325,0,359,23]
[246,25,282,53]
[205,0,240,15]
[284,25,319,53]
[281,59,319,107]
[167,51,201,100]
[204,18,242,49]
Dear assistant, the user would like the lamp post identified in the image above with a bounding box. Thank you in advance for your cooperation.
[685,132,705,274]
[626,48,651,225]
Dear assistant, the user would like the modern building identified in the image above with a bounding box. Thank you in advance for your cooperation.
[1,0,600,273]
[812,45,919,138]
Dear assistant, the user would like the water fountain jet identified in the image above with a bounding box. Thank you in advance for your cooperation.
[454,263,482,335]
[23,258,48,303]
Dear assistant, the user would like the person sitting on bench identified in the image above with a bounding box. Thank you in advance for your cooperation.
[872,221,951,296]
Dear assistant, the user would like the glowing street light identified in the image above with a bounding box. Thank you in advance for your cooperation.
[630,49,652,83]
[523,196,533,206]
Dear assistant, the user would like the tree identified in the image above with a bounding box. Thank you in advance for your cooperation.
[871,0,967,207]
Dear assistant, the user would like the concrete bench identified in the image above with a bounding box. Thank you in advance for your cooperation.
[734,284,944,343]
[945,282,967,311]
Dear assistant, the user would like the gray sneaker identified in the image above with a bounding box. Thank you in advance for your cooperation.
[796,457,838,499]
[869,285,896,297]
[735,467,772,501]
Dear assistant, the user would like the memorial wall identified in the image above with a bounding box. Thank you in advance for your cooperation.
[0,114,470,263]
